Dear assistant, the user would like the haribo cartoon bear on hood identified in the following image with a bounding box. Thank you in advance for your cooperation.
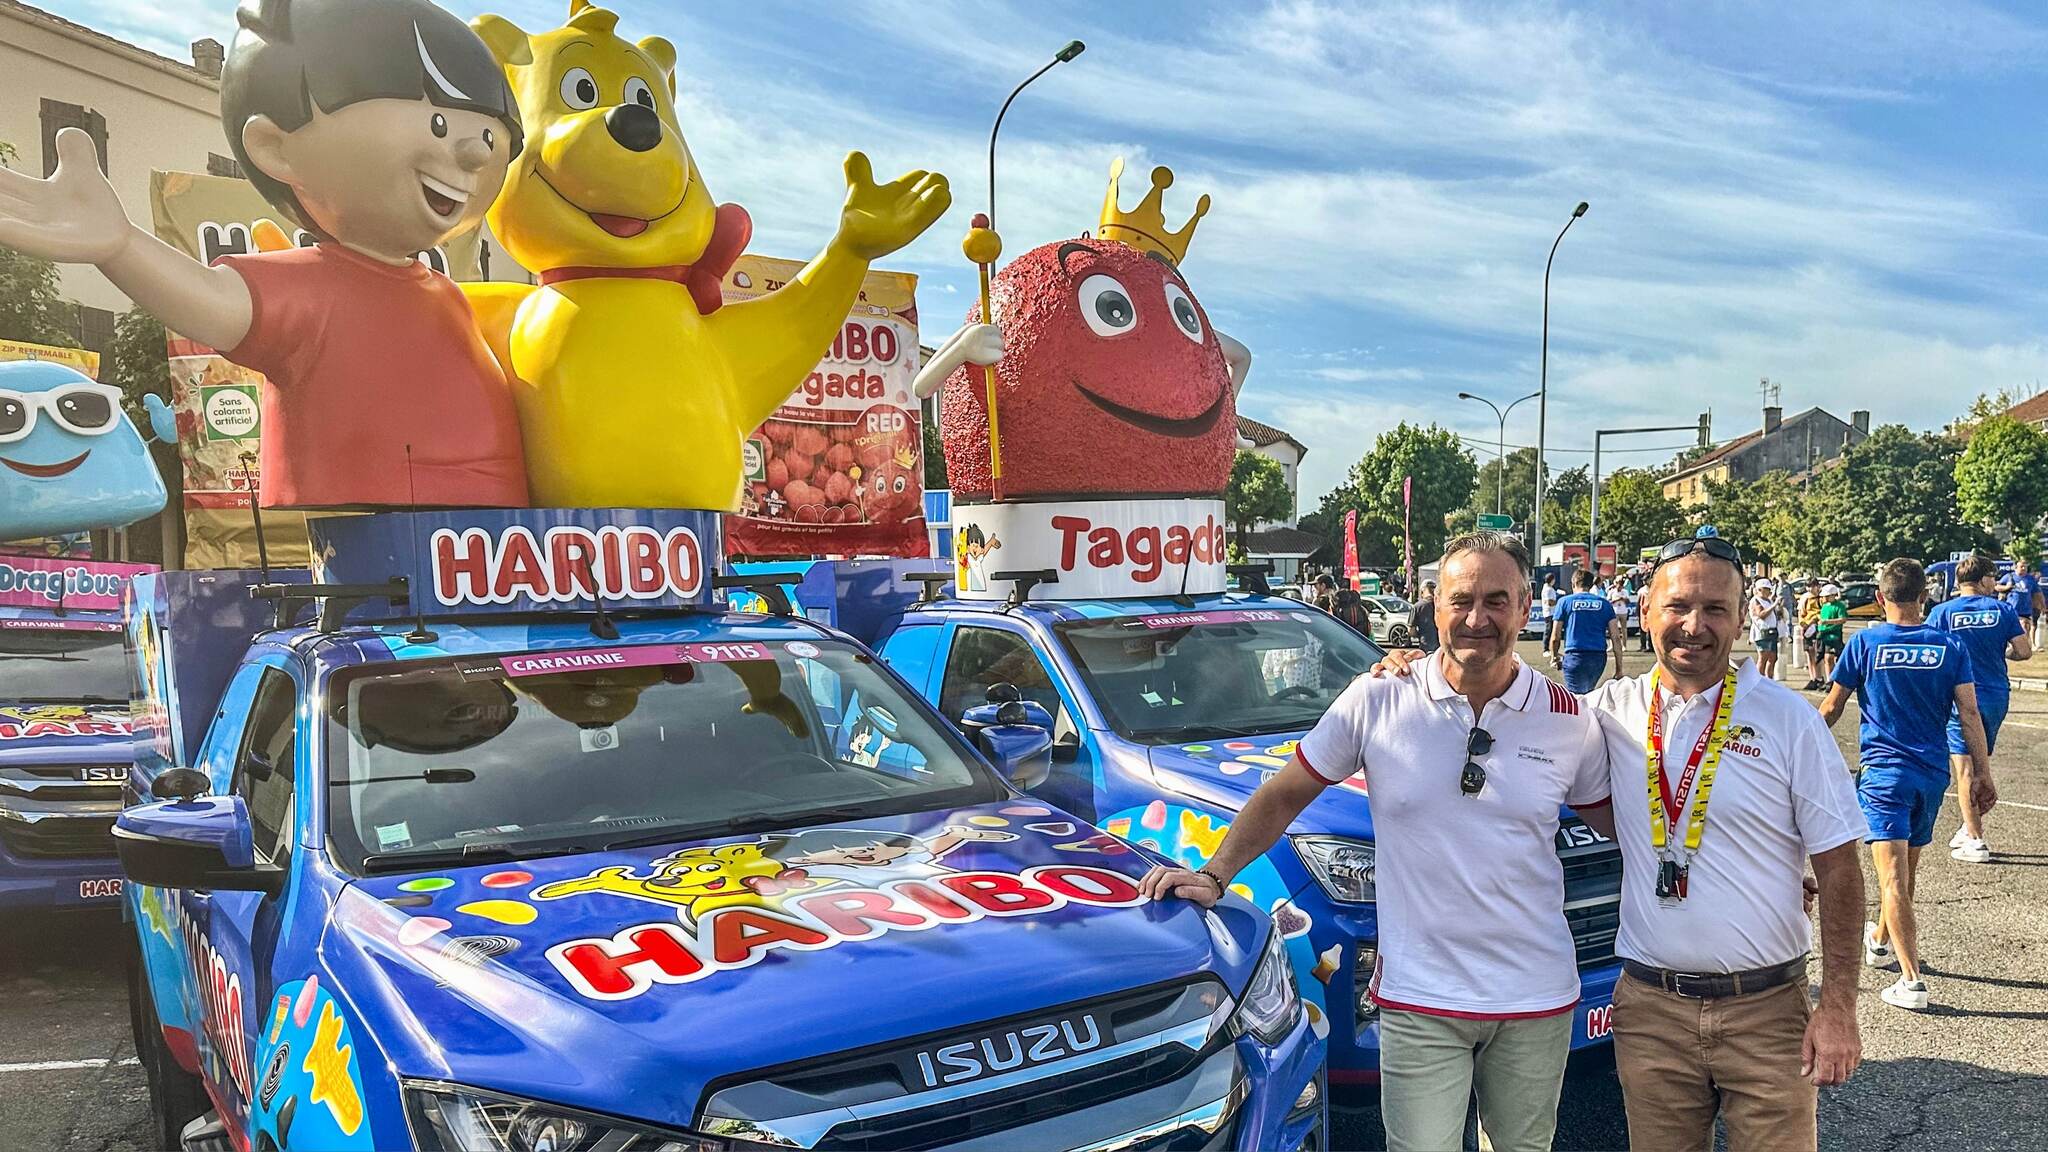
[916,159,1251,502]
[0,0,531,510]
[461,1,951,510]
[0,360,172,541]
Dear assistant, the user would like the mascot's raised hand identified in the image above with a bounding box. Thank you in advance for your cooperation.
[0,129,133,266]
[835,152,951,261]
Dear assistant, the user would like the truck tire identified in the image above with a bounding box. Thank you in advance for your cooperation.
[129,944,210,1149]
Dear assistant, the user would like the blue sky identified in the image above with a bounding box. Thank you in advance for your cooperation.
[52,0,2048,500]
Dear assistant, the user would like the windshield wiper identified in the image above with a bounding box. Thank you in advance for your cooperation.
[601,806,877,853]
[360,842,536,873]
[1137,722,1270,742]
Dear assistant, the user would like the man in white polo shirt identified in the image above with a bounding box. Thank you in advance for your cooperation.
[1581,531,1866,1151]
[1140,532,1608,1152]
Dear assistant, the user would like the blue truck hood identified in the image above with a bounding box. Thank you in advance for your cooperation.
[0,703,135,766]
[1145,732,1376,841]
[322,798,1267,1129]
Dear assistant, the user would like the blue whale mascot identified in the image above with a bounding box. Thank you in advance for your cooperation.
[0,359,173,541]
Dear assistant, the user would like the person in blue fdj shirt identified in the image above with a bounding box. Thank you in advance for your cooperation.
[1820,558,1995,1013]
[1549,568,1625,693]
[1996,556,2045,647]
[1929,554,2033,864]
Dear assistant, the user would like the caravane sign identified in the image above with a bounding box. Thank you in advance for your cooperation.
[949,498,1228,602]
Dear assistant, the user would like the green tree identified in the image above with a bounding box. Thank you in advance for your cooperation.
[1956,416,2048,534]
[103,309,169,410]
[0,142,81,348]
[1586,468,1687,555]
[1700,471,1801,570]
[1224,450,1294,551]
[1775,425,1991,575]
[1542,465,1592,547]
[1301,483,1402,567]
[921,413,947,491]
[1348,423,1477,566]
[1470,446,1542,523]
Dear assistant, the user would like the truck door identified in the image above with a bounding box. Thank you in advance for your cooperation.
[189,660,301,1136]
[934,623,1095,819]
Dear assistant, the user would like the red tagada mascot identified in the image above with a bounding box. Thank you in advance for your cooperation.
[916,159,1252,600]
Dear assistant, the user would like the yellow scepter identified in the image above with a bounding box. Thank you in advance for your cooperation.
[964,212,1004,500]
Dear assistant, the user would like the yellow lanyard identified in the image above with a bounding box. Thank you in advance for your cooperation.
[1644,664,1739,855]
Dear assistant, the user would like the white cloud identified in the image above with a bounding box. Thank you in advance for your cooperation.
[31,0,2048,517]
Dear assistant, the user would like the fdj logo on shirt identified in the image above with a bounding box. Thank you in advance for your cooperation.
[1874,644,1948,670]
[1949,611,2003,630]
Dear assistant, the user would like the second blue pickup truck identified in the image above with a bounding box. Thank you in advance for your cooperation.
[790,563,1627,1089]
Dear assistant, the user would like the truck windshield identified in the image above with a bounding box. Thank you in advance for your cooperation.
[0,627,128,703]
[325,639,1006,872]
[1055,609,1384,745]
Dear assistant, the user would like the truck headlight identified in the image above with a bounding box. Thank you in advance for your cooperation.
[1231,926,1302,1047]
[405,1081,782,1152]
[1291,836,1376,903]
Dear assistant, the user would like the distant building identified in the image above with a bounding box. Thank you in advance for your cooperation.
[0,0,227,351]
[1237,415,1306,526]
[1663,405,1869,508]
[1235,415,1316,584]
[2004,392,2048,433]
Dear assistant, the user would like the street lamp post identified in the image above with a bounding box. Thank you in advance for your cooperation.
[1532,201,1589,569]
[1458,390,1540,515]
[986,40,1086,229]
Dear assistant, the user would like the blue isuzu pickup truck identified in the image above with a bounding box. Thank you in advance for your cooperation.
[776,560,1627,1091]
[0,555,154,911]
[115,511,1325,1151]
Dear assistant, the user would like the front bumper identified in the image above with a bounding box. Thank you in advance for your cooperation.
[0,829,124,909]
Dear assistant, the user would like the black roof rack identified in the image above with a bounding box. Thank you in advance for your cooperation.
[250,580,411,633]
[1226,563,1274,596]
[992,569,1059,608]
[903,571,954,604]
[711,572,796,616]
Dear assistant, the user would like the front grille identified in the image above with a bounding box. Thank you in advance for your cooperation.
[0,812,117,858]
[0,765,124,801]
[1560,824,1623,968]
[700,980,1231,1152]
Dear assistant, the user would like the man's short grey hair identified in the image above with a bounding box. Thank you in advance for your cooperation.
[1440,531,1532,582]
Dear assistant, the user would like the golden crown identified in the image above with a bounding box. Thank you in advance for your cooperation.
[1098,156,1209,267]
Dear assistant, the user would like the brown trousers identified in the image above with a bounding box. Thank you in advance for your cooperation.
[1611,970,1817,1152]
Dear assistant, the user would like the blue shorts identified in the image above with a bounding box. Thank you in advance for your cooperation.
[1560,650,1604,694]
[1948,695,2008,756]
[1857,764,1949,847]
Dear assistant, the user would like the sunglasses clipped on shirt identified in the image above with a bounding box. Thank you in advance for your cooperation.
[1461,725,1492,796]
[0,382,125,444]
[1652,534,1743,573]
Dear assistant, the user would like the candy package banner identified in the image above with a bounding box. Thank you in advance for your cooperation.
[0,555,156,612]
[723,255,930,559]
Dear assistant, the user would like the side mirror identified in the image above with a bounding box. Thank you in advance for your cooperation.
[961,699,1055,789]
[114,795,282,895]
[151,767,210,801]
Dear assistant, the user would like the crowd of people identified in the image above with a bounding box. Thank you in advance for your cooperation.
[1148,529,2036,1152]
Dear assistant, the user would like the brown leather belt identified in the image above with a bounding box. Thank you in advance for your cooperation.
[1622,956,1807,999]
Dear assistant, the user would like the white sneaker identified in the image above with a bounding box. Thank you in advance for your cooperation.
[1881,978,1930,1010]
[1864,922,1898,970]
[1950,827,1969,849]
[1952,837,1992,863]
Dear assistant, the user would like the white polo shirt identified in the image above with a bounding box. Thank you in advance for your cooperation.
[1586,661,1864,974]
[1298,655,1609,1017]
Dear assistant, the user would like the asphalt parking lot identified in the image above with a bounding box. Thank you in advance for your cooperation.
[4,640,2043,1151]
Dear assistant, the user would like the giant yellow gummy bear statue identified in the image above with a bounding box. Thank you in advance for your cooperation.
[465,1,950,509]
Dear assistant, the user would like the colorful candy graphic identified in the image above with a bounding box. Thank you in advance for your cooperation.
[456,899,538,926]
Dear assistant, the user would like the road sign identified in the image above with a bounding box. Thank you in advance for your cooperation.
[1477,513,1513,531]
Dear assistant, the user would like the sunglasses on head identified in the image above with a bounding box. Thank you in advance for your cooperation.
[1652,535,1743,573]
[1461,726,1492,796]
[0,383,125,444]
